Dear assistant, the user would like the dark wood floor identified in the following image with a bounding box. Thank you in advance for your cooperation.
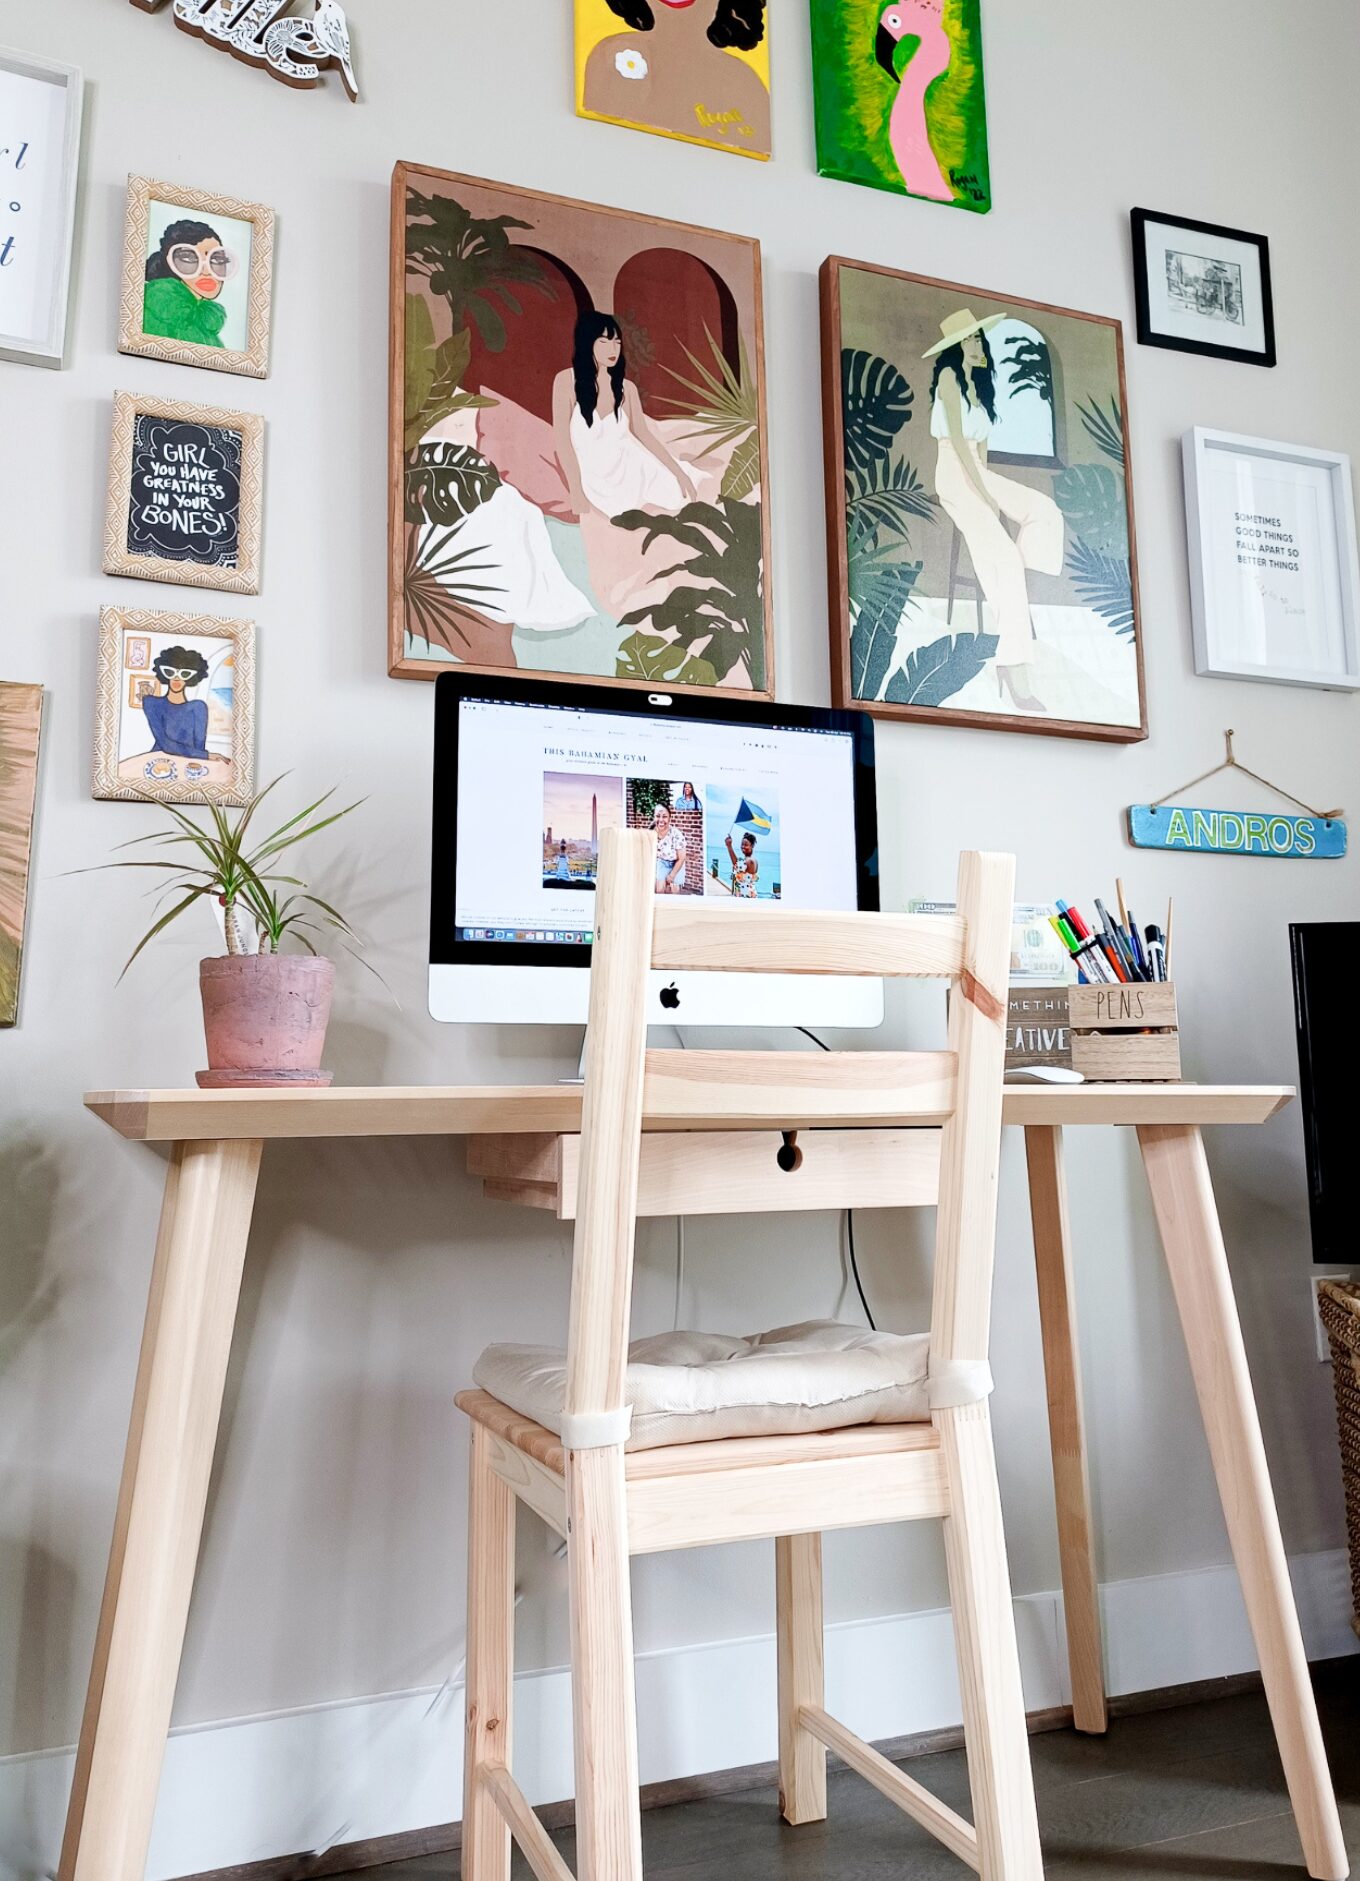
[364,1663,1359,1881]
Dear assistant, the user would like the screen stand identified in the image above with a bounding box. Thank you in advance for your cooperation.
[558,1032,589,1086]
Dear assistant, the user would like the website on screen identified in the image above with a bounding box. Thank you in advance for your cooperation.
[453,697,859,945]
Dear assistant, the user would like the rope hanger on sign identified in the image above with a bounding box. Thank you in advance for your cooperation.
[1149,730,1344,824]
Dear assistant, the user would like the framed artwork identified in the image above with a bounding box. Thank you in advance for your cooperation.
[390,162,773,694]
[821,258,1147,743]
[1131,210,1275,368]
[1183,427,1360,690]
[93,608,256,805]
[575,0,771,161]
[0,47,83,368]
[810,0,990,213]
[118,175,275,379]
[0,682,43,1027]
[103,391,265,594]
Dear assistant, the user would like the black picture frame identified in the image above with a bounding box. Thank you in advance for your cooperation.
[1130,208,1276,368]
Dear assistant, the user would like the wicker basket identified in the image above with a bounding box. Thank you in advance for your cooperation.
[1317,1280,1360,1638]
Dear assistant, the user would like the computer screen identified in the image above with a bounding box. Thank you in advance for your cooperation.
[1290,921,1358,1265]
[429,673,880,1029]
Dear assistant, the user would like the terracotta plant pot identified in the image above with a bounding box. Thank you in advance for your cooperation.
[198,954,336,1089]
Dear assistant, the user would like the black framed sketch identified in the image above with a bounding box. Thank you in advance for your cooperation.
[1131,209,1275,368]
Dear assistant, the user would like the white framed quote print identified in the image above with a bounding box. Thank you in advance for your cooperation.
[1183,428,1360,691]
[0,47,83,368]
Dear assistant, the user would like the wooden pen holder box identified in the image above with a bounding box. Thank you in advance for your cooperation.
[1068,983,1181,1082]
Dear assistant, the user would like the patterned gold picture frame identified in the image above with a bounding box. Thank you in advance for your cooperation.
[93,607,256,807]
[103,391,265,594]
[118,175,275,379]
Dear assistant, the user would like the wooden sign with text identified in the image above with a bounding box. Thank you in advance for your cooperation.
[1005,985,1072,1074]
[129,0,358,102]
[1129,803,1346,859]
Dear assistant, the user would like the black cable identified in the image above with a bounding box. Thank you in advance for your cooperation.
[796,1028,876,1331]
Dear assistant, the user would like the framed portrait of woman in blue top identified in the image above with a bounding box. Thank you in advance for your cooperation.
[93,607,256,805]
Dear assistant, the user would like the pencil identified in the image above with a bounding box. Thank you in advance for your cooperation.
[1116,876,1130,934]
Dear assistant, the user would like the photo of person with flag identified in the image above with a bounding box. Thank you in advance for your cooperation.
[704,784,781,900]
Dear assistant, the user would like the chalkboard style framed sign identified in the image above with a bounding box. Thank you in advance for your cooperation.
[0,47,84,369]
[93,607,256,807]
[119,175,275,380]
[103,392,264,594]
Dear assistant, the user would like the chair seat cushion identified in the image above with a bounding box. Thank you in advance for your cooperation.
[472,1320,933,1452]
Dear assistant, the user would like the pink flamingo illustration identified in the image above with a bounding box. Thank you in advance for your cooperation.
[875,0,954,203]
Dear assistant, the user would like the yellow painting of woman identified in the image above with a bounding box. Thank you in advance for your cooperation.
[575,0,771,160]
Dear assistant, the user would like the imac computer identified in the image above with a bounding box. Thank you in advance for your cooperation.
[429,673,881,1030]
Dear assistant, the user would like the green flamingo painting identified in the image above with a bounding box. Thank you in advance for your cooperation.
[874,0,954,203]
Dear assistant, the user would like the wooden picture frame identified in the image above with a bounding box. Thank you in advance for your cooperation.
[118,175,275,379]
[0,680,43,1027]
[1132,209,1276,369]
[821,256,1148,744]
[390,160,774,697]
[103,391,265,594]
[1183,427,1360,691]
[0,47,83,369]
[93,607,256,806]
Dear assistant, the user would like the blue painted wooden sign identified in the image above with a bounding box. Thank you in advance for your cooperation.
[1128,804,1347,859]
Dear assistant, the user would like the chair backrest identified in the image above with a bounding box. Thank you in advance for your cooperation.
[564,828,1015,1437]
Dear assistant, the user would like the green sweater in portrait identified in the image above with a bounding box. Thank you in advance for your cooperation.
[142,277,228,348]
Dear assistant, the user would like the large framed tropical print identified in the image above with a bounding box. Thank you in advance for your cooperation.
[821,257,1147,742]
[389,162,774,695]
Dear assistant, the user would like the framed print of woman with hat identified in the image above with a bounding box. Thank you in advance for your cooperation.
[821,258,1147,743]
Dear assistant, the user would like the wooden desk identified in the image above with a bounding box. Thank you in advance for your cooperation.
[60,1085,1347,1881]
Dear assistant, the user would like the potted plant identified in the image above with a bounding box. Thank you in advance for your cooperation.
[96,781,372,1088]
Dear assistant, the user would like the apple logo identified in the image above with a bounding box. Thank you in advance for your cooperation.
[659,982,681,1011]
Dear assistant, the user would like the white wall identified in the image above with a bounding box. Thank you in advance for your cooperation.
[1,0,1357,1866]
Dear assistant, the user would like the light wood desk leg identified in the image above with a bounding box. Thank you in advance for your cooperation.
[776,1532,827,1824]
[1023,1125,1108,1735]
[1138,1124,1348,1881]
[58,1137,264,1881]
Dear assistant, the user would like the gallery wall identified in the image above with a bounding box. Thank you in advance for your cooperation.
[1,0,1358,1870]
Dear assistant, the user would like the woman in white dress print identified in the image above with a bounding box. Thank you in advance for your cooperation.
[926,308,1064,714]
[553,311,699,521]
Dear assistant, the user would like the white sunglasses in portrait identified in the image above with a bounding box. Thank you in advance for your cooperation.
[165,243,240,283]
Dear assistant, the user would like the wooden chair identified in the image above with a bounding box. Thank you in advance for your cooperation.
[455,829,1041,1881]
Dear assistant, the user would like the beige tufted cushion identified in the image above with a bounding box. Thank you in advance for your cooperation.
[473,1319,937,1452]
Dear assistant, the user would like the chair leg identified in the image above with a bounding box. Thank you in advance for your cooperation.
[939,1403,1043,1881]
[948,523,960,626]
[463,1423,516,1881]
[567,1446,645,1881]
[776,1533,828,1825]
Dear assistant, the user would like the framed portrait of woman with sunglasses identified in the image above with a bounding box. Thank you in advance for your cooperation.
[118,176,275,379]
[93,607,256,806]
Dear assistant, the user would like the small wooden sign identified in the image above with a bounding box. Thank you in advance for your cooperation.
[1128,803,1346,859]
[1005,985,1072,1074]
[1069,982,1181,1082]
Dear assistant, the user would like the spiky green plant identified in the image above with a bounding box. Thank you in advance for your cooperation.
[80,781,370,978]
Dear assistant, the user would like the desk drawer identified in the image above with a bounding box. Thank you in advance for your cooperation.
[468,1129,941,1219]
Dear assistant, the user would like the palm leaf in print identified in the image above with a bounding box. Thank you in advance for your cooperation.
[884,632,1000,708]
[1067,538,1135,637]
[404,521,505,655]
[850,561,919,701]
[841,350,914,479]
[1077,395,1125,467]
[848,456,935,555]
[657,329,758,461]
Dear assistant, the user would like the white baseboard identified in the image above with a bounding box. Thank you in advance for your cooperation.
[1,1550,1353,1881]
